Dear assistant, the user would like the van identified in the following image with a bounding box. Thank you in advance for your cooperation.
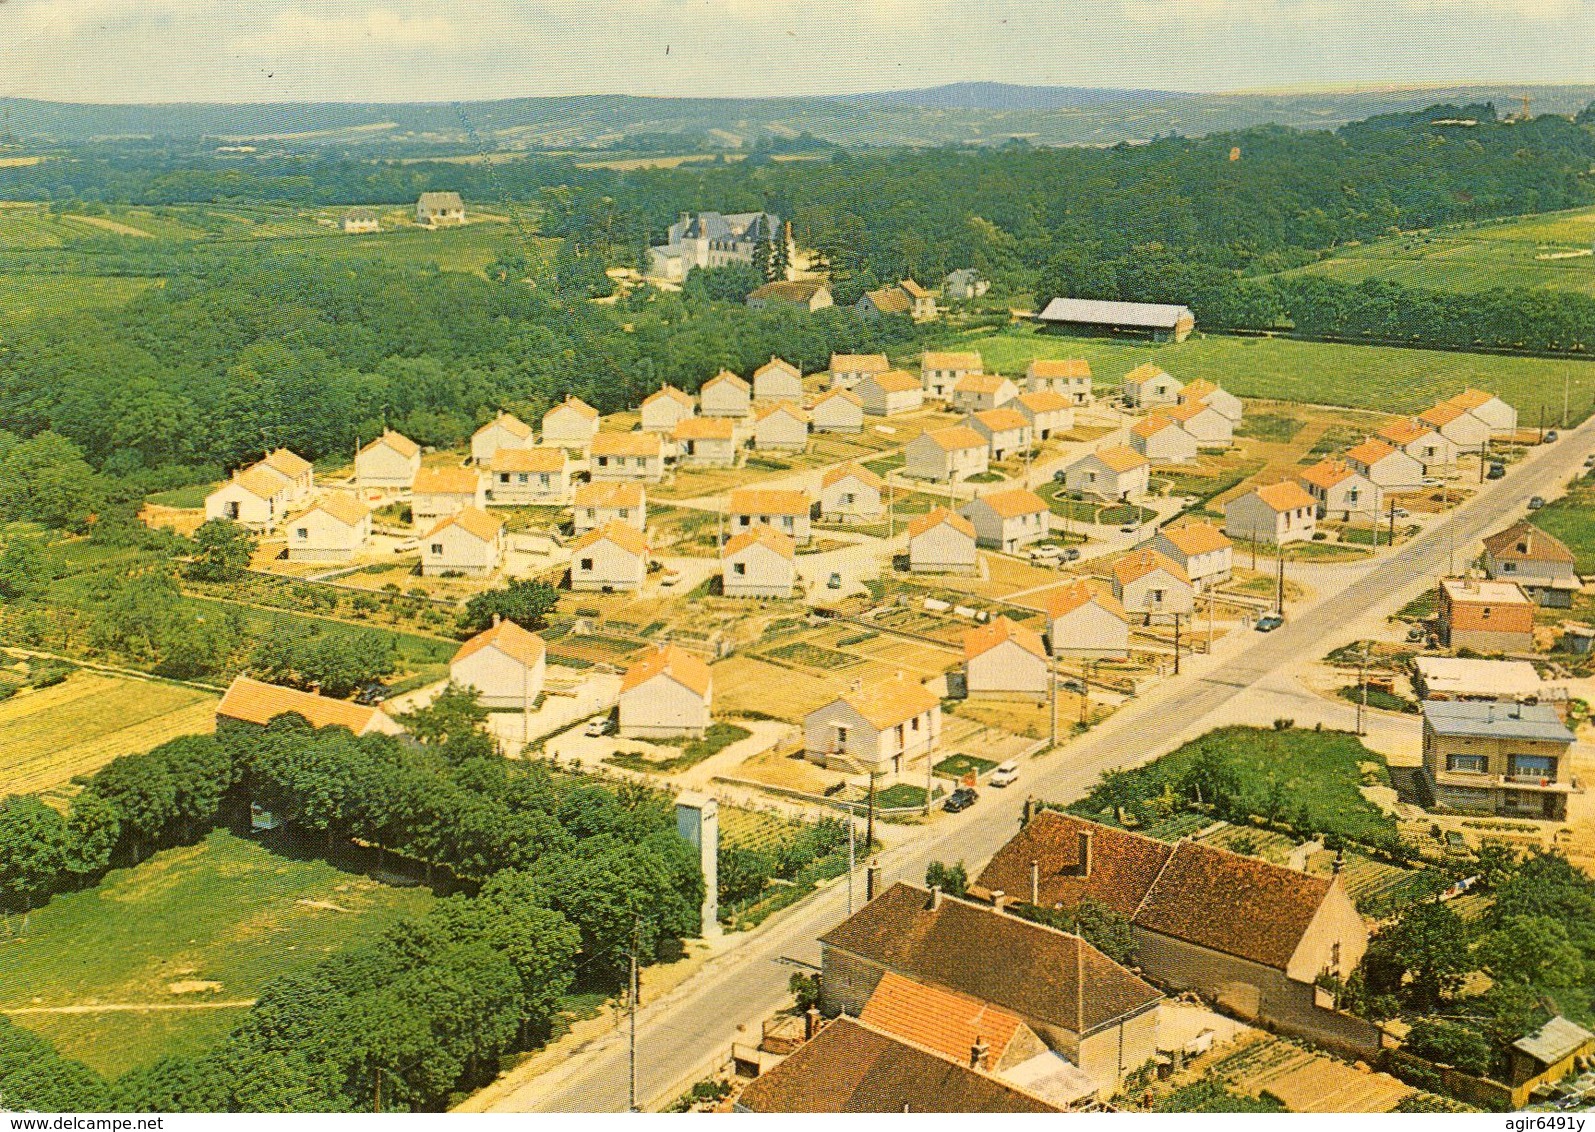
[989,760,1019,787]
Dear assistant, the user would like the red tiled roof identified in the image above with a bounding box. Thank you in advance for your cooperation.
[453,619,545,669]
[907,506,976,541]
[218,675,391,733]
[860,971,1027,1066]
[964,615,1047,662]
[620,643,711,699]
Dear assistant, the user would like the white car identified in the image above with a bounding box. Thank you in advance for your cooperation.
[584,717,611,737]
[989,760,1020,787]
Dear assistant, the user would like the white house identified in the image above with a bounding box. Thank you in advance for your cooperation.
[286,495,371,563]
[1178,379,1244,424]
[753,402,810,451]
[904,425,989,482]
[1038,581,1130,659]
[699,370,752,419]
[355,430,421,491]
[487,447,571,504]
[1165,399,1234,448]
[803,674,941,776]
[421,507,504,577]
[542,396,601,449]
[568,520,649,592]
[943,269,989,301]
[728,488,812,543]
[1147,523,1233,592]
[963,408,1033,461]
[920,351,983,399]
[1122,364,1183,407]
[1482,520,1581,607]
[1224,482,1318,546]
[829,353,890,390]
[450,619,546,710]
[907,508,978,574]
[1419,402,1491,453]
[1027,358,1093,405]
[412,465,486,527]
[416,191,465,225]
[590,431,666,482]
[810,387,865,433]
[857,370,925,416]
[1013,390,1074,440]
[254,449,315,506]
[672,417,738,467]
[1448,389,1518,436]
[1063,446,1150,501]
[1111,549,1194,621]
[721,525,797,599]
[964,616,1050,700]
[572,480,646,534]
[1298,459,1383,522]
[753,356,804,402]
[1130,415,1199,464]
[951,374,1020,413]
[820,465,885,523]
[961,488,1049,553]
[1344,439,1426,493]
[618,643,712,739]
[471,413,536,465]
[341,208,380,234]
[640,385,696,433]
[205,467,287,532]
[1378,419,1458,467]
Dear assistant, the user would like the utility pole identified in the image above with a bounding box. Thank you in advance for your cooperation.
[1049,662,1058,747]
[1079,661,1091,727]
[1388,499,1397,545]
[1207,587,1215,653]
[865,773,876,859]
[628,917,641,1113]
[1356,641,1370,736]
[1564,372,1571,429]
[846,806,856,915]
[1250,525,1258,572]
[1275,550,1285,616]
[1172,613,1181,675]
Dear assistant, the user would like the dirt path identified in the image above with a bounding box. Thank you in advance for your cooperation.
[3,1001,255,1015]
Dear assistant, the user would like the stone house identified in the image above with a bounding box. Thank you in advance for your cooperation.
[1164,399,1233,448]
[1419,402,1491,453]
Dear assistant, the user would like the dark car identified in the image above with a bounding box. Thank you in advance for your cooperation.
[1053,470,1068,484]
[1254,614,1284,633]
[354,683,388,705]
[1544,430,1558,443]
[1487,463,1506,480]
[943,787,979,813]
[1529,496,1546,510]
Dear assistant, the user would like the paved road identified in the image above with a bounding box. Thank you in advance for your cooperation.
[513,417,1595,1113]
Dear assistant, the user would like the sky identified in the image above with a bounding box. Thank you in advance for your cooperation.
[4,0,1595,104]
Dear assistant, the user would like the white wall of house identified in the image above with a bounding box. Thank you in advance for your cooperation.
[488,466,570,505]
[731,510,811,543]
[811,395,865,433]
[1224,494,1316,546]
[205,482,281,531]
[471,421,534,464]
[820,477,884,522]
[355,444,420,490]
[904,435,988,481]
[413,487,483,527]
[803,699,941,776]
[967,640,1049,698]
[754,411,809,451]
[753,370,803,401]
[619,675,711,738]
[1355,450,1426,492]
[1131,426,1198,464]
[570,539,646,591]
[451,646,546,710]
[858,380,924,416]
[677,436,738,466]
[909,523,978,574]
[590,451,664,482]
[1309,475,1382,521]
[1178,406,1234,447]
[573,498,646,535]
[1434,413,1491,452]
[1125,374,1182,406]
[723,543,796,598]
[1048,603,1130,658]
[543,405,600,448]
[1148,540,1233,592]
[963,503,1047,552]
[1117,570,1194,618]
[422,527,501,576]
[1066,458,1149,500]
[640,396,693,433]
[700,379,752,418]
[952,380,1019,413]
[287,510,370,563]
[1022,405,1074,439]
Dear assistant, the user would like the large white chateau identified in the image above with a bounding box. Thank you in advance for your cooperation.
[648,211,794,281]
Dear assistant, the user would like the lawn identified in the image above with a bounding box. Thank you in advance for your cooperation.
[605,722,752,774]
[1235,413,1307,444]
[0,830,434,1076]
[1036,480,1158,525]
[1526,475,1595,573]
[933,752,998,780]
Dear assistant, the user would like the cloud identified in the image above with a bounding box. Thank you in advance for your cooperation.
[231,5,460,55]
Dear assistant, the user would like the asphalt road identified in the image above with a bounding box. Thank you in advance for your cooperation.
[517,416,1595,1113]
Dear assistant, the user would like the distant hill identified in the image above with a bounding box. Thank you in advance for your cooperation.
[830,81,1185,109]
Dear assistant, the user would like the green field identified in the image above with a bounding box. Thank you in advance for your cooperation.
[1527,473,1595,573]
[0,830,434,1076]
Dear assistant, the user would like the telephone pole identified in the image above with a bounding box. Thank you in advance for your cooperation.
[1275,550,1285,616]
[1356,642,1370,736]
[628,917,640,1112]
[1172,614,1181,676]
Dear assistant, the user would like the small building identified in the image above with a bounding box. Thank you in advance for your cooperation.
[640,385,696,433]
[1507,1017,1595,1107]
[355,430,421,491]
[1121,363,1183,407]
[286,496,371,563]
[1421,699,1575,820]
[1411,656,1543,703]
[421,507,504,577]
[745,279,833,312]
[1063,446,1150,501]
[1147,523,1233,592]
[965,615,1050,699]
[1224,482,1317,546]
[898,279,936,320]
[962,488,1049,553]
[648,210,788,281]
[1177,378,1244,424]
[411,465,486,527]
[1111,549,1194,620]
[908,508,978,574]
[1038,297,1195,343]
[1165,399,1233,448]
[205,467,287,532]
[963,408,1033,461]
[721,525,797,599]
[216,674,405,736]
[1038,581,1129,659]
[589,431,666,482]
[1378,418,1457,467]
[672,417,738,467]
[921,350,983,399]
[572,480,646,535]
[340,208,379,234]
[1026,358,1093,405]
[542,396,601,449]
[904,425,990,483]
[1447,388,1518,437]
[698,370,752,419]
[728,487,812,544]
[471,412,536,465]
[618,643,713,739]
[1344,439,1426,494]
[487,447,570,504]
[820,465,885,524]
[858,279,935,321]
[752,356,804,402]
[951,373,1020,413]
[1438,577,1536,653]
[256,449,315,505]
[752,402,810,451]
[943,268,990,301]
[1013,390,1074,440]
[809,387,865,433]
[568,520,650,592]
[856,369,925,417]
[1418,402,1491,453]
[1129,415,1199,464]
[803,673,941,775]
[829,353,890,390]
[1482,521,1580,607]
[415,191,465,226]
[1298,460,1383,522]
[450,619,546,710]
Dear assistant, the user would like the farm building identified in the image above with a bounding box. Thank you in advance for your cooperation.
[964,616,1050,699]
[1438,577,1535,653]
[640,385,696,433]
[721,525,797,599]
[1146,523,1233,592]
[421,507,504,577]
[1482,520,1580,607]
[672,417,738,467]
[920,350,983,399]
[1111,549,1193,621]
[963,408,1033,460]
[1177,378,1244,424]
[1121,363,1183,407]
[699,370,752,418]
[471,412,536,465]
[1013,390,1074,440]
[904,425,990,482]
[1343,439,1425,493]
[568,521,650,593]
[753,356,805,401]
[728,487,813,544]
[820,465,885,523]
[412,465,487,527]
[1129,415,1198,464]
[951,373,1020,413]
[753,402,810,451]
[1447,388,1518,436]
[450,619,546,710]
[962,488,1049,553]
[1378,418,1457,467]
[205,467,287,532]
[809,387,865,433]
[572,480,646,534]
[745,280,833,312]
[487,447,570,504]
[1418,402,1490,453]
[542,396,601,449]
[829,353,890,390]
[1422,699,1575,821]
[286,496,371,564]
[1164,399,1233,448]
[217,675,405,736]
[1298,460,1382,522]
[354,430,421,490]
[1506,1018,1595,1107]
[416,191,465,225]
[341,208,379,234]
[1224,482,1317,546]
[856,370,925,416]
[1062,446,1150,501]
[590,431,667,482]
[803,673,942,776]
[942,268,990,300]
[1037,581,1129,659]
[1026,358,1093,405]
[1037,297,1195,343]
[907,508,978,574]
[618,643,713,739]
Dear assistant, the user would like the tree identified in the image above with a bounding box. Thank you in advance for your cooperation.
[460,578,560,633]
[61,792,120,880]
[250,627,399,699]
[1073,897,1136,965]
[924,860,969,897]
[1363,900,1471,1011]
[1474,914,1584,989]
[789,971,821,1013]
[399,682,490,748]
[0,538,49,602]
[1403,1018,1491,1075]
[87,751,179,861]
[0,431,106,529]
[0,796,68,911]
[186,519,256,582]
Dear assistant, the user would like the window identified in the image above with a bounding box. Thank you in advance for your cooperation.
[1481,606,1491,619]
[836,726,848,745]
[910,716,920,732]
[295,528,308,540]
[1150,588,1164,604]
[1510,754,1555,778]
[597,456,609,467]
[618,508,629,519]
[1447,754,1488,774]
[430,543,443,555]
[500,473,511,484]
[732,562,746,576]
[517,474,529,484]
[1503,561,1517,573]
[579,557,593,571]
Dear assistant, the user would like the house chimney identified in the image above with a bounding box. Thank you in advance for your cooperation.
[930,885,943,909]
[1030,859,1040,906]
[492,612,502,627]
[990,889,1006,911]
[805,1006,820,1040]
[970,1037,990,1071]
[1078,829,1094,878]
[865,860,882,902]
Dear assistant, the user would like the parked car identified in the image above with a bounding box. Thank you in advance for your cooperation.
[1544,430,1558,443]
[1391,507,1410,519]
[660,570,683,587]
[943,787,979,813]
[1062,547,1081,562]
[1061,678,1087,694]
[1487,463,1506,480]
[827,572,842,589]
[1119,523,1138,534]
[1254,613,1284,632]
[583,717,611,737]
[1028,545,1063,562]
[1420,477,1444,488]
[1529,496,1546,510]
[1583,455,1595,467]
[354,683,387,705]
[989,761,1020,788]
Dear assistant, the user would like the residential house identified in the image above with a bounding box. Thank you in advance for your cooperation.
[820,465,885,524]
[904,425,990,482]
[1111,549,1194,621]
[855,284,912,319]
[340,208,379,234]
[1344,439,1425,493]
[943,268,990,301]
[728,487,813,543]
[486,447,570,504]
[809,387,865,433]
[618,643,712,739]
[963,408,1033,461]
[965,616,1050,699]
[921,350,983,399]
[1411,657,1544,703]
[1063,446,1150,501]
[721,525,797,599]
[1026,359,1093,405]
[648,211,788,281]
[1037,297,1195,343]
[1129,415,1199,464]
[1147,523,1234,592]
[640,385,695,433]
[205,467,287,532]
[745,280,833,312]
[216,675,405,736]
[411,466,486,527]
[354,430,421,491]
[1447,388,1518,436]
[589,431,666,482]
[951,374,1020,413]
[973,812,1374,1054]
[856,370,925,416]
[1121,363,1183,407]
[829,353,890,390]
[753,356,805,402]
[1298,460,1383,522]
[572,481,646,534]
[286,496,371,563]
[1419,402,1491,453]
[1224,482,1317,546]
[803,674,941,775]
[568,520,649,592]
[1482,521,1580,608]
[1037,581,1129,659]
[415,191,465,226]
[962,488,1049,553]
[1013,390,1074,440]
[699,370,752,419]
[1378,418,1457,467]
[471,412,536,465]
[449,619,546,710]
[421,507,504,577]
[753,402,810,451]
[256,449,315,505]
[899,279,937,321]
[1438,577,1536,652]
[1165,399,1233,448]
[541,396,601,449]
[1422,699,1576,820]
[907,508,978,574]
[672,417,738,467]
[1177,378,1245,424]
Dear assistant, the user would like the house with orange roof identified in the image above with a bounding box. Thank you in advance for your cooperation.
[541,395,600,449]
[753,356,804,401]
[1177,377,1245,423]
[921,350,983,398]
[1129,414,1199,464]
[1164,398,1233,447]
[951,373,1020,413]
[1146,523,1233,592]
[804,673,942,775]
[904,425,990,482]
[1447,388,1517,435]
[205,465,289,532]
[1121,363,1182,407]
[965,615,1050,699]
[963,408,1033,461]
[640,384,696,433]
[568,520,649,592]
[962,488,1049,553]
[217,674,405,736]
[486,446,571,504]
[1377,418,1457,467]
[1062,446,1150,501]
[449,618,546,710]
[1224,482,1317,545]
[1111,549,1193,620]
[411,465,486,527]
[1013,390,1074,440]
[618,643,713,739]
[1418,401,1490,452]
[589,430,666,482]
[897,278,937,320]
[908,508,978,574]
[699,369,752,418]
[856,283,914,319]
[1482,520,1579,607]
[671,416,737,467]
[470,412,536,465]
[809,387,865,433]
[1036,581,1129,659]
[752,401,810,451]
[421,506,504,577]
[1344,438,1425,493]
[1026,358,1093,404]
[828,352,890,390]
[1297,459,1382,522]
[819,465,884,523]
[855,369,924,416]
[354,430,421,490]
[256,448,315,504]
[729,487,813,543]
[286,495,371,563]
[721,525,796,599]
[572,480,646,534]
